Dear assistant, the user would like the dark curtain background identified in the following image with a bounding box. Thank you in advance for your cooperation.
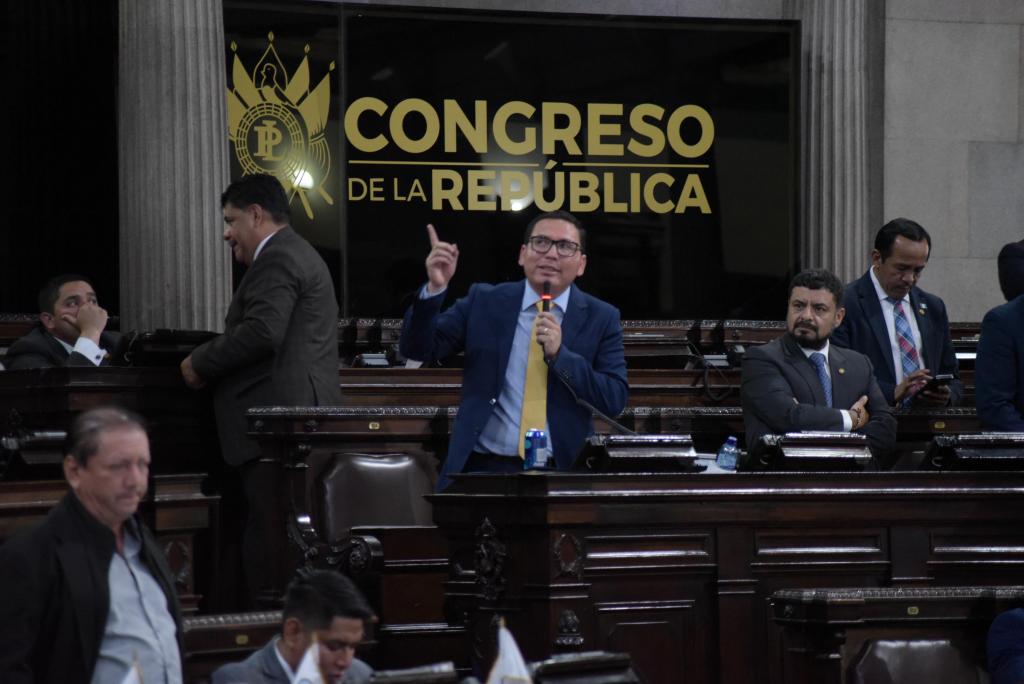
[0,0,119,315]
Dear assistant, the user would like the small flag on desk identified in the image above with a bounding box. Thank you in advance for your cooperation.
[486,618,533,684]
[295,633,326,684]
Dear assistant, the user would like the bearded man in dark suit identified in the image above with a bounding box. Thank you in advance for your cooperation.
[742,268,896,463]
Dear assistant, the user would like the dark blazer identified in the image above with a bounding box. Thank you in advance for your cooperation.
[975,295,1024,431]
[3,324,124,370]
[831,270,963,406]
[400,281,628,491]
[212,638,372,684]
[0,492,183,684]
[741,334,896,462]
[988,608,1024,684]
[191,227,343,466]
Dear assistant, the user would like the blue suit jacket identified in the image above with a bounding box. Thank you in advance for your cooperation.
[988,608,1024,684]
[399,280,628,491]
[831,271,963,406]
[976,295,1024,431]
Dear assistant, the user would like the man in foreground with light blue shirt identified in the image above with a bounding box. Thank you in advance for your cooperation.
[400,211,628,491]
[0,407,183,683]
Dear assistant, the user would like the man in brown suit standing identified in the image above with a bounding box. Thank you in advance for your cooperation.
[181,173,341,605]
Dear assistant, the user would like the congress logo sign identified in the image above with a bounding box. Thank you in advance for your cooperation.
[227,32,334,219]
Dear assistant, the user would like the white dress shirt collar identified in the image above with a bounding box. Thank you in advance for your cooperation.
[521,282,571,313]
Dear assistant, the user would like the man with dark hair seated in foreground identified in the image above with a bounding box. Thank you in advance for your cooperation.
[3,273,123,369]
[213,569,375,684]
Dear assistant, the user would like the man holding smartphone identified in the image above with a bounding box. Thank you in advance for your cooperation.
[832,218,962,407]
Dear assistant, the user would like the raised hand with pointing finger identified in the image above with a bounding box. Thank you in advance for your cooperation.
[425,224,459,295]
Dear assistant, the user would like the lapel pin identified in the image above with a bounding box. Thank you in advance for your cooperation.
[838,367,845,375]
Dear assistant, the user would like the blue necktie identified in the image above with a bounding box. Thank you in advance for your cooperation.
[810,352,832,408]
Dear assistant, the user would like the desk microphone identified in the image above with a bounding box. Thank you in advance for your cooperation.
[551,363,637,436]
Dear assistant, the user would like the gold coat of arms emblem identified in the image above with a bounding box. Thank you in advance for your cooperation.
[227,32,333,219]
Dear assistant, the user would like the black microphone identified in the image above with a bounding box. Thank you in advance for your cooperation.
[537,281,552,350]
[551,369,637,436]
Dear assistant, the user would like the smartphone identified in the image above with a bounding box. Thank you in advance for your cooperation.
[920,373,954,394]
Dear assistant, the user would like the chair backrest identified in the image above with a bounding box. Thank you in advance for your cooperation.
[318,452,436,541]
[848,638,989,684]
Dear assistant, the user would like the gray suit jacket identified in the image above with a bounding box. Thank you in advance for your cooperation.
[741,334,897,463]
[212,638,372,684]
[191,226,343,466]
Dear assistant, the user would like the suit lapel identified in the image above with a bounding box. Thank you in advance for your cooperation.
[828,345,853,408]
[782,335,827,405]
[260,639,290,683]
[53,518,106,669]
[493,282,526,383]
[561,284,589,350]
[909,288,935,367]
[857,273,897,380]
[227,227,293,329]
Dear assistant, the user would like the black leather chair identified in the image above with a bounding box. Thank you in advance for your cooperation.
[848,638,989,684]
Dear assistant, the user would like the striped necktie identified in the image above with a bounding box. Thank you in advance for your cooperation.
[518,301,547,457]
[889,297,921,378]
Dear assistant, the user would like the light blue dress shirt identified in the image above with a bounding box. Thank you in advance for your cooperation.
[420,282,569,456]
[91,520,182,684]
[475,285,568,456]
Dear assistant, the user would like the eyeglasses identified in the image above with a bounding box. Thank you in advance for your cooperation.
[526,235,581,257]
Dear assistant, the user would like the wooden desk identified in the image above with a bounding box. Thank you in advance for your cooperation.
[428,470,1024,684]
[772,586,1024,683]
[0,366,219,475]
[249,405,982,457]
[337,367,744,408]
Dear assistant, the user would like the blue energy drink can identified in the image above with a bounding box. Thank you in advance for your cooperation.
[524,429,550,470]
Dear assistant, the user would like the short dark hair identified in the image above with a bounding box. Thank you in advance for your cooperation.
[282,570,375,631]
[221,173,291,224]
[38,274,94,314]
[874,218,931,261]
[524,210,587,254]
[66,407,147,466]
[788,268,844,308]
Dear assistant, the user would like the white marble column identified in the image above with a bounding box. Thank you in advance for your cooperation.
[784,0,880,282]
[119,0,231,332]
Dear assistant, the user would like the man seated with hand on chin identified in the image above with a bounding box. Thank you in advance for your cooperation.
[4,273,123,370]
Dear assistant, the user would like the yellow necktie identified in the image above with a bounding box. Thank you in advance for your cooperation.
[518,301,548,457]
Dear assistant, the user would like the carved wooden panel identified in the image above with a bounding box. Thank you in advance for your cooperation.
[595,599,699,684]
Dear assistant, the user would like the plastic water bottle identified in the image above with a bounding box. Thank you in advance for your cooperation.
[716,436,739,471]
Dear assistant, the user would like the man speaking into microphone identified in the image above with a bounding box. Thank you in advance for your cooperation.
[400,211,628,490]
